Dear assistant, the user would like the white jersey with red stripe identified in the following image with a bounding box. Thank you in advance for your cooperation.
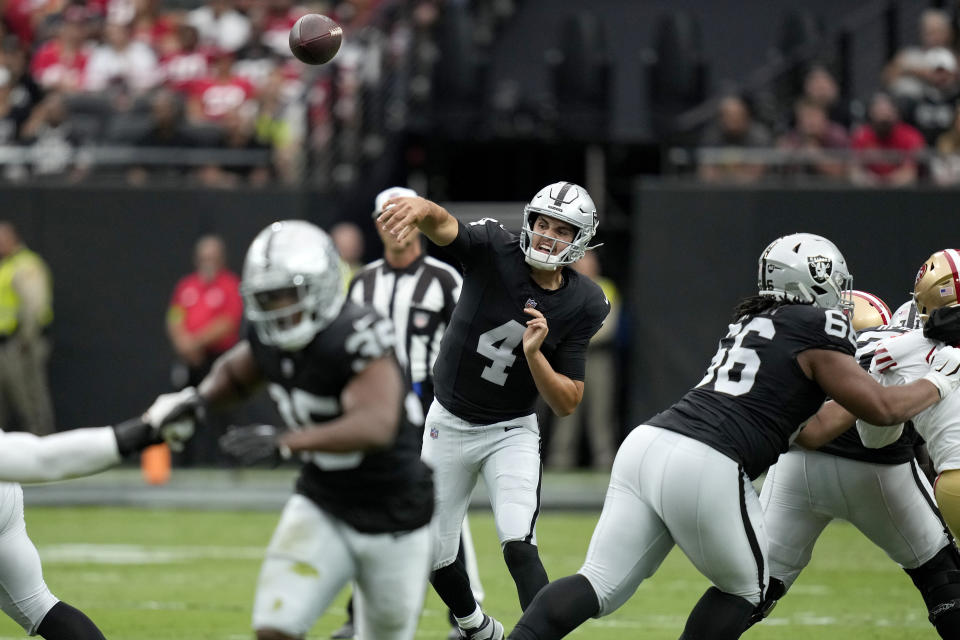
[857,328,960,471]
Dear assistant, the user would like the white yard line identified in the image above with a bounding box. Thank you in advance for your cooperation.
[39,543,265,564]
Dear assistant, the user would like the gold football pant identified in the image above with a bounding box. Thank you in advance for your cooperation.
[935,469,960,538]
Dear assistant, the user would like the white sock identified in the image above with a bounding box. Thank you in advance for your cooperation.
[455,605,484,630]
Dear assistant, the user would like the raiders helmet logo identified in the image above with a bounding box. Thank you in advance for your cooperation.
[807,255,833,284]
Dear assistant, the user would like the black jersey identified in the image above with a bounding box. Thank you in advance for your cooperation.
[432,218,610,425]
[818,325,921,464]
[248,301,433,533]
[647,304,857,479]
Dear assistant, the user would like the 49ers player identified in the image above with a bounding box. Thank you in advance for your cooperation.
[754,284,960,638]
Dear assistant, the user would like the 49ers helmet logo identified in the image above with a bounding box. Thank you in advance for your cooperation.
[916,262,928,285]
[807,255,833,284]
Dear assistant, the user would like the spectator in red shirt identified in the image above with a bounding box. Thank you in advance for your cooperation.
[160,24,210,93]
[186,50,256,123]
[30,9,91,93]
[164,234,242,468]
[850,92,926,187]
[167,234,242,388]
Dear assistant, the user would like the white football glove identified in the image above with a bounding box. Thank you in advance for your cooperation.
[922,346,960,399]
[143,387,203,452]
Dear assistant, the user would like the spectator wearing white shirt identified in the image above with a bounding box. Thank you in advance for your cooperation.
[83,21,159,95]
[187,0,251,53]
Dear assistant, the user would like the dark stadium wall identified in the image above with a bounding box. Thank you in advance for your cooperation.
[629,182,957,426]
[1,186,332,430]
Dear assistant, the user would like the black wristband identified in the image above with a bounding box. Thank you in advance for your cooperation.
[112,418,161,457]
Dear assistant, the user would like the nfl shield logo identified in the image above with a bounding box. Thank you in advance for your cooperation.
[430,427,439,439]
[525,298,538,309]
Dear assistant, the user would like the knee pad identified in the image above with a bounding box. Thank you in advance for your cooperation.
[905,545,960,636]
[8,587,57,634]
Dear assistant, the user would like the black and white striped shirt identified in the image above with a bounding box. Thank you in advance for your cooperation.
[348,254,462,407]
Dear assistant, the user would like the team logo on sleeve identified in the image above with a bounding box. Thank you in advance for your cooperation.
[807,255,833,283]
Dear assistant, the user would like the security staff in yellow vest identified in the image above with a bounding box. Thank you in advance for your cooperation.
[0,222,54,435]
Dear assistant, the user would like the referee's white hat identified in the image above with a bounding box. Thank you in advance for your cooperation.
[373,186,418,218]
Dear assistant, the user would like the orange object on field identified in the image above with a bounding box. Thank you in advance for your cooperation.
[141,443,171,485]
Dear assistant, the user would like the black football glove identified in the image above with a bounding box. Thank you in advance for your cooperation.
[112,417,163,457]
[219,424,291,466]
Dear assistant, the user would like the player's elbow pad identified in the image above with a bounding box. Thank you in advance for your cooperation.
[856,419,904,449]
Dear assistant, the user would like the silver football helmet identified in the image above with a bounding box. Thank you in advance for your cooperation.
[520,181,598,270]
[758,232,853,310]
[891,300,923,329]
[241,220,345,351]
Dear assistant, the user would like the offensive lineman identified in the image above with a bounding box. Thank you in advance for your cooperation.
[378,182,610,639]
[145,220,435,640]
[753,287,960,638]
[505,233,960,640]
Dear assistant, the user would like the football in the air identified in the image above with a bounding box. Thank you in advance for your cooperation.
[289,14,342,65]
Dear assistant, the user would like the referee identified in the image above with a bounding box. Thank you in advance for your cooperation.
[331,187,484,640]
[349,186,463,417]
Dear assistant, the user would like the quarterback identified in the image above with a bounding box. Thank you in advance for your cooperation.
[505,233,960,640]
[378,182,610,639]
[145,221,435,640]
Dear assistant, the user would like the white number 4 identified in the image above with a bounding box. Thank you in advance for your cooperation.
[477,320,526,386]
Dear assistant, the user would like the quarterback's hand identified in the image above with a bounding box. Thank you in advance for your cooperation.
[143,387,203,452]
[219,424,292,466]
[923,346,960,399]
[522,307,549,355]
[377,196,428,243]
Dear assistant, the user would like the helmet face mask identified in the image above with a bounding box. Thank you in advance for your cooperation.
[242,221,345,351]
[521,182,598,271]
[757,232,854,311]
[913,249,960,320]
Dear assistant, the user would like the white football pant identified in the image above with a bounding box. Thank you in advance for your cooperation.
[0,482,58,634]
[578,425,768,615]
[761,449,948,589]
[422,400,542,570]
[252,494,431,639]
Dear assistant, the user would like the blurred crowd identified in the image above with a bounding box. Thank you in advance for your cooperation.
[0,0,455,186]
[696,8,960,187]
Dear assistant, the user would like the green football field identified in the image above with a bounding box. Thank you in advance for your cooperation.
[0,507,937,639]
